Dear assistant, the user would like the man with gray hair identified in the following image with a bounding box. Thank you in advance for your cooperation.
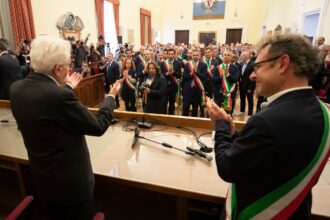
[316,36,326,50]
[207,34,330,219]
[238,51,255,116]
[0,38,22,99]
[10,35,121,219]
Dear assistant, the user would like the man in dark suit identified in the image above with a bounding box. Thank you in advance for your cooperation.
[160,48,182,115]
[182,50,207,117]
[207,34,329,220]
[100,53,120,107]
[10,36,121,220]
[212,50,239,114]
[238,51,255,116]
[0,38,22,99]
[201,47,220,117]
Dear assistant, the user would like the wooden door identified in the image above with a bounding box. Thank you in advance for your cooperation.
[175,30,189,45]
[226,29,242,44]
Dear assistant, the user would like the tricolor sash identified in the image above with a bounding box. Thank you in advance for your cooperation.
[219,54,224,62]
[182,59,188,66]
[217,63,225,77]
[188,61,206,106]
[226,101,330,220]
[164,59,179,85]
[202,57,213,79]
[138,54,147,70]
[124,77,137,95]
[221,64,236,111]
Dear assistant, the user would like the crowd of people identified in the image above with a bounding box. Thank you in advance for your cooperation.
[71,36,262,116]
[1,34,330,118]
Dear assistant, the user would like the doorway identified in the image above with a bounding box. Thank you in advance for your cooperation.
[302,12,320,43]
[175,30,189,45]
[226,29,242,44]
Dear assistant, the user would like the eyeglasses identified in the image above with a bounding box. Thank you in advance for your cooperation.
[60,62,71,68]
[253,55,282,72]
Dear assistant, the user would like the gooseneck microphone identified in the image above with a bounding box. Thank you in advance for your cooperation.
[133,128,212,162]
[186,147,213,161]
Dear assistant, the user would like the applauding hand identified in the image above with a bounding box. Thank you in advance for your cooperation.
[66,72,83,89]
[109,80,121,97]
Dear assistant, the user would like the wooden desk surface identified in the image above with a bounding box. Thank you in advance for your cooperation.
[0,108,329,218]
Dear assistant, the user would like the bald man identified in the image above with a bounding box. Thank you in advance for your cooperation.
[316,36,326,50]
[238,51,255,116]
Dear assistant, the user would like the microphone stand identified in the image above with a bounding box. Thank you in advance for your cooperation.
[134,129,212,162]
[138,135,193,155]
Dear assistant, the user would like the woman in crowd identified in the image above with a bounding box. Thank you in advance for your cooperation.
[140,61,167,114]
[120,58,137,111]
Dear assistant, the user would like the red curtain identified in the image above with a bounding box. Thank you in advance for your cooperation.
[95,0,104,37]
[96,0,120,37]
[113,2,119,36]
[8,0,35,49]
[140,8,151,46]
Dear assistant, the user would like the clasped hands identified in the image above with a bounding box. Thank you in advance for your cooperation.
[206,98,235,135]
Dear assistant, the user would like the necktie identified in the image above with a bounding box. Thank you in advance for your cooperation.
[242,62,247,75]
[225,64,229,76]
[191,62,197,88]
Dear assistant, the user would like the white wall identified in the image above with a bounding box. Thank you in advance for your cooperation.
[319,0,330,44]
[31,0,99,43]
[30,0,329,46]
[261,0,323,37]
[160,0,264,44]
[119,0,163,48]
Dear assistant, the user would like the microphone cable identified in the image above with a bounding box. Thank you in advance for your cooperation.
[122,114,214,153]
[142,114,213,153]
[134,129,212,162]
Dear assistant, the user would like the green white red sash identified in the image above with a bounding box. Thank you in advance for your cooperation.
[124,77,137,95]
[178,54,183,60]
[164,59,179,85]
[217,63,225,77]
[138,54,147,69]
[188,61,206,106]
[202,57,213,79]
[221,64,235,111]
[226,100,330,220]
[219,54,224,62]
[182,59,188,66]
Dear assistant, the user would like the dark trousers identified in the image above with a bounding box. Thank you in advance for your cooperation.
[182,88,201,117]
[122,92,136,111]
[204,79,213,99]
[239,89,254,115]
[165,92,176,115]
[214,93,224,108]
[229,92,237,115]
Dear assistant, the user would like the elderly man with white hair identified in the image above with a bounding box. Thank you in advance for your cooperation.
[10,35,121,219]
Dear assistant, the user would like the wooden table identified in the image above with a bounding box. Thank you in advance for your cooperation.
[0,105,329,219]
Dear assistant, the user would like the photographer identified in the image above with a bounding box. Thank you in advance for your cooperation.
[74,33,90,72]
[96,35,105,57]
[88,43,101,75]
[140,61,167,114]
[17,39,31,66]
